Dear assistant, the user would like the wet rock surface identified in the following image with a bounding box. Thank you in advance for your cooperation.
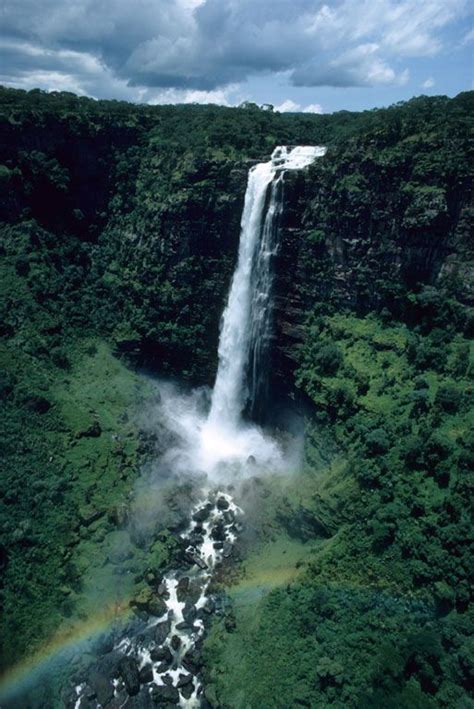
[119,656,141,697]
[72,490,242,708]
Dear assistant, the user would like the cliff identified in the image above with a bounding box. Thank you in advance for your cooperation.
[270,111,473,397]
[1,89,471,390]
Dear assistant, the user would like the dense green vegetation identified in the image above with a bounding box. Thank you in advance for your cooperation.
[0,86,472,706]
[205,313,473,707]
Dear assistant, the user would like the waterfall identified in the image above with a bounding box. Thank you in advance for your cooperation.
[207,145,326,430]
[246,171,284,422]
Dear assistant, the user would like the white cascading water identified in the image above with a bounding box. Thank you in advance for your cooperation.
[246,170,284,421]
[209,145,326,427]
[207,157,276,429]
[73,146,326,709]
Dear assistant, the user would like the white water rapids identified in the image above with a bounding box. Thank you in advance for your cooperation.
[73,145,325,708]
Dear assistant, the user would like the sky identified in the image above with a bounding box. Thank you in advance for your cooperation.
[0,0,472,113]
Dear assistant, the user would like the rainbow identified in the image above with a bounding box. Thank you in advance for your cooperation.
[0,565,301,703]
[0,600,133,705]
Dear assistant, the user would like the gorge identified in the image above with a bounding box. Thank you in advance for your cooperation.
[0,88,472,709]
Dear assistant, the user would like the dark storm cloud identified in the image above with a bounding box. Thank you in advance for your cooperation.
[0,0,467,98]
[122,0,317,90]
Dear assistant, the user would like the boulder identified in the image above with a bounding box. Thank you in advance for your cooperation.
[182,648,202,674]
[119,656,140,697]
[175,621,191,631]
[188,533,204,547]
[154,620,171,645]
[176,576,189,602]
[157,582,168,597]
[150,684,179,705]
[223,510,235,524]
[192,505,212,523]
[182,601,197,624]
[150,646,173,665]
[180,681,195,700]
[180,579,202,605]
[155,661,173,674]
[139,664,154,684]
[210,523,225,541]
[170,635,181,651]
[216,497,229,510]
[184,551,207,570]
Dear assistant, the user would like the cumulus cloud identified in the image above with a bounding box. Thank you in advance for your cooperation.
[293,43,410,87]
[0,0,468,101]
[148,86,238,106]
[304,103,324,113]
[460,28,474,45]
[275,99,301,112]
[422,77,435,88]
[275,99,324,113]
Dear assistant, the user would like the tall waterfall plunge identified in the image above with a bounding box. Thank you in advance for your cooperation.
[150,146,326,478]
[207,145,326,430]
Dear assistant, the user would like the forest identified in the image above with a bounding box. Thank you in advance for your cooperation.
[0,86,472,708]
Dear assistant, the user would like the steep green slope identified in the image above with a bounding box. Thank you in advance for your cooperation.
[0,327,149,666]
[204,313,473,707]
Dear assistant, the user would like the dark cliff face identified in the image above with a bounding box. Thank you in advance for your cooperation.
[103,155,249,382]
[0,118,143,238]
[143,159,248,379]
[269,151,472,398]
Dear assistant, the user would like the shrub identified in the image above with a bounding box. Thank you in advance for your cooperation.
[326,381,356,420]
[316,343,343,375]
[365,428,390,455]
[435,383,463,413]
[372,520,396,550]
[409,389,430,416]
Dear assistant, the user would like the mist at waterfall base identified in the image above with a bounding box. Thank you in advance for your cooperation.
[152,381,288,482]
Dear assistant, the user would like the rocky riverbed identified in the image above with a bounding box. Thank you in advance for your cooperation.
[69,490,242,708]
